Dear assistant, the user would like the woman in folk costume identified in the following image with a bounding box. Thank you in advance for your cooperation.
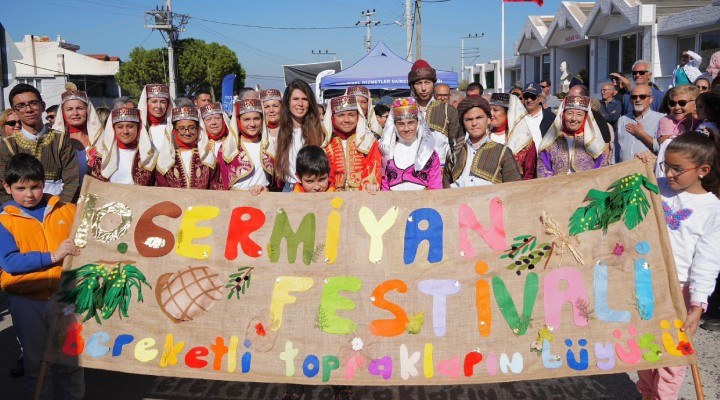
[274,79,327,191]
[89,108,156,185]
[380,98,441,191]
[52,83,103,181]
[199,102,231,158]
[537,95,609,177]
[322,94,381,192]
[260,89,282,144]
[345,85,383,138]
[444,95,522,188]
[216,99,276,194]
[154,106,217,189]
[488,92,537,180]
[138,83,173,149]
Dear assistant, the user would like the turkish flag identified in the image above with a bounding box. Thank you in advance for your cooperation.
[503,0,543,6]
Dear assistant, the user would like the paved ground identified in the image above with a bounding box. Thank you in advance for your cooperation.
[1,291,717,400]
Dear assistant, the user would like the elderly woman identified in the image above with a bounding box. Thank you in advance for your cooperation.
[488,93,537,179]
[380,98,441,190]
[89,108,155,185]
[1,109,21,137]
[199,102,231,158]
[215,99,275,194]
[537,95,609,177]
[260,89,282,144]
[444,95,522,187]
[154,106,217,189]
[657,85,700,144]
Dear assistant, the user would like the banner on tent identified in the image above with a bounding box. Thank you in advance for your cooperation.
[46,161,693,385]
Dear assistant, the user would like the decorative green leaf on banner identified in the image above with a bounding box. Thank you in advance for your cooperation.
[501,235,552,274]
[226,266,254,300]
[569,173,659,235]
[58,263,151,324]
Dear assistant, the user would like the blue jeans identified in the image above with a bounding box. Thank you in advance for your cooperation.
[7,294,84,400]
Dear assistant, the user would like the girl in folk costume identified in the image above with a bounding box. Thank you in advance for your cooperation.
[200,102,231,158]
[260,89,282,145]
[345,85,383,138]
[488,92,537,180]
[89,108,156,185]
[322,94,382,192]
[380,98,441,191]
[216,99,276,194]
[52,83,103,181]
[444,95,522,188]
[138,83,173,149]
[537,95,609,177]
[154,106,217,189]
[275,79,327,191]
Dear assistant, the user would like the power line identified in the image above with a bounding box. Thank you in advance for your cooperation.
[189,16,396,31]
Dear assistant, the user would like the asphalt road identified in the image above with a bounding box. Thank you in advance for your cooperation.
[1,291,717,400]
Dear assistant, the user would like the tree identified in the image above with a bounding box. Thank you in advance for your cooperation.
[116,39,246,100]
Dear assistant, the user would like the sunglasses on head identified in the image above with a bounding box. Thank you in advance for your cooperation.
[632,70,649,76]
[668,99,694,107]
[5,121,19,127]
[630,94,650,100]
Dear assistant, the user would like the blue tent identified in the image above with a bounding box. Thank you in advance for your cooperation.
[319,42,458,91]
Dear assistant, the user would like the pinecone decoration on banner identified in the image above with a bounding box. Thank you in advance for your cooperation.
[155,266,224,323]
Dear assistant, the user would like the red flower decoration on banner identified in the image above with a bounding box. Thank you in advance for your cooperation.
[255,323,266,337]
[612,243,625,256]
[677,341,694,356]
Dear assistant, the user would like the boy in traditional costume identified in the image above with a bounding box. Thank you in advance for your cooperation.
[345,85,383,137]
[322,94,381,192]
[444,96,522,187]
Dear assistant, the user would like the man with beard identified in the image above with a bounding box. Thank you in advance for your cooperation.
[614,85,663,163]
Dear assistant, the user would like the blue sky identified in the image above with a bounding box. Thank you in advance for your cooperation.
[3,0,564,90]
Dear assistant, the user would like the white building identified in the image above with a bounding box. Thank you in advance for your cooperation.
[468,0,720,96]
[3,34,121,108]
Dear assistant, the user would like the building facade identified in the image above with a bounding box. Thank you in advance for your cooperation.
[468,0,720,96]
[3,34,121,108]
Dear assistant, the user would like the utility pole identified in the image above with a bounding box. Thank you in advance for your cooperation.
[415,0,422,60]
[356,9,380,53]
[405,0,413,61]
[311,50,337,62]
[461,33,483,82]
[144,0,189,99]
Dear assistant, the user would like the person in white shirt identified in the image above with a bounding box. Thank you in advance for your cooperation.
[521,82,555,151]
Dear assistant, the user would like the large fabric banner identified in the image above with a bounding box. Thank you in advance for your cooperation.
[47,160,694,385]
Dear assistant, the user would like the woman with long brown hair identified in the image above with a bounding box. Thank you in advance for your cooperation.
[274,79,326,191]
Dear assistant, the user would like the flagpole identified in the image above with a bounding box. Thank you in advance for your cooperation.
[500,0,505,93]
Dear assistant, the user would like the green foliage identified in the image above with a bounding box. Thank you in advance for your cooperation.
[315,305,329,332]
[116,38,246,100]
[58,263,151,324]
[226,266,253,300]
[568,173,659,235]
[501,235,552,273]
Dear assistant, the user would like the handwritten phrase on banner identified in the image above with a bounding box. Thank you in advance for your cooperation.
[47,160,693,385]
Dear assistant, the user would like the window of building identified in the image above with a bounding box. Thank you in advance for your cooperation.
[485,71,495,90]
[607,33,643,75]
[534,56,541,82]
[473,73,480,85]
[17,78,43,94]
[677,35,696,57]
[534,53,550,83]
[700,30,720,71]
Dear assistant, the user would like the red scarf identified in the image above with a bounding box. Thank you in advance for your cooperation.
[267,121,279,129]
[491,120,509,134]
[115,133,138,150]
[148,112,165,126]
[173,129,197,149]
[207,124,228,141]
[332,119,355,141]
[238,125,261,143]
